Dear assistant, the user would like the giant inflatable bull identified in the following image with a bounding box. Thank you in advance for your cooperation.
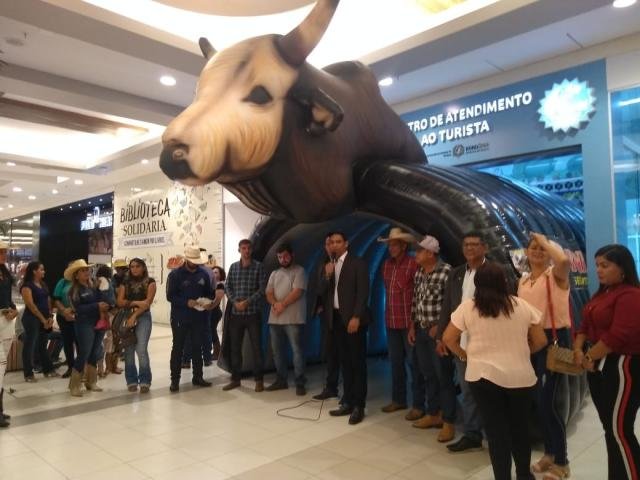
[160,0,426,223]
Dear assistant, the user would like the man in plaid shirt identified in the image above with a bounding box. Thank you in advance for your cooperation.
[222,239,266,392]
[408,235,456,442]
[379,228,421,416]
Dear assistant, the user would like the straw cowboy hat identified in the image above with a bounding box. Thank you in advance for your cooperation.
[377,227,416,244]
[64,259,94,281]
[112,258,128,268]
[184,245,206,265]
[0,240,9,250]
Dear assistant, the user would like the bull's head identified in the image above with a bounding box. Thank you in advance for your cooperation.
[160,0,341,186]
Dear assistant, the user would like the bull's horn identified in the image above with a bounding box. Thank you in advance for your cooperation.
[199,37,216,60]
[277,0,339,66]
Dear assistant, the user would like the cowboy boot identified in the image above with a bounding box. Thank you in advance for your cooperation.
[84,365,103,392]
[0,388,10,427]
[110,352,123,374]
[69,369,84,397]
[97,358,106,378]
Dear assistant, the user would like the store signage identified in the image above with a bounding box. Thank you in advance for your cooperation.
[401,61,606,165]
[120,198,170,236]
[80,207,113,231]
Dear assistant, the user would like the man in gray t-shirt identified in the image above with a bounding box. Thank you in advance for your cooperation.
[265,243,308,395]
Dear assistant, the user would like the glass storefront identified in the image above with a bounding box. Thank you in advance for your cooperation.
[0,213,39,282]
[611,85,640,269]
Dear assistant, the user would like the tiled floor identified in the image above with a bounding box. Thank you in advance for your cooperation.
[0,325,621,479]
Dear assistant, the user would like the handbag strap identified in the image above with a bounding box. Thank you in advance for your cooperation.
[546,272,576,343]
[545,274,558,342]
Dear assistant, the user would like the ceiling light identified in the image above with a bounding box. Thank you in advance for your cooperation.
[378,76,394,87]
[74,179,84,185]
[12,187,22,192]
[160,75,177,86]
[6,162,16,167]
[57,176,69,184]
[7,204,13,208]
[77,203,81,206]
[88,201,92,204]
[13,218,18,221]
[60,208,63,211]
[619,97,640,107]
[131,187,142,192]
[613,0,636,7]
[141,159,150,164]
[0,207,3,211]
[51,189,58,194]
[28,195,36,200]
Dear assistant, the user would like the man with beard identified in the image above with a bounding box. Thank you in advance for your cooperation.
[265,243,308,395]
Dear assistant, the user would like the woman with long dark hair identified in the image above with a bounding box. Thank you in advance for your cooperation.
[574,244,640,480]
[66,259,110,397]
[20,261,58,381]
[518,233,571,479]
[116,258,156,393]
[443,262,547,480]
[0,241,18,427]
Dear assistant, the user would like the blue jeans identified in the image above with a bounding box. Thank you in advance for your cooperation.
[455,357,483,441]
[21,313,55,378]
[532,328,570,466]
[387,327,423,407]
[125,311,152,386]
[413,327,457,422]
[270,324,306,386]
[73,321,105,372]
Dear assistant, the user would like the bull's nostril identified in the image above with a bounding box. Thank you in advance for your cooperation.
[159,144,195,180]
[173,149,186,161]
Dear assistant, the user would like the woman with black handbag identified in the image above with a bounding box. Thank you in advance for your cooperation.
[116,258,156,393]
[517,232,572,480]
[574,244,640,480]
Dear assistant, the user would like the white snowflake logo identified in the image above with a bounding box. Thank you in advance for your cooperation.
[538,78,596,133]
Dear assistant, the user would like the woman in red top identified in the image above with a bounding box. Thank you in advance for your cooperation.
[574,244,640,480]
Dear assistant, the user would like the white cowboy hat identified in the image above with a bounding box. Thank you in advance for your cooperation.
[377,227,416,244]
[0,240,9,250]
[416,235,440,253]
[184,245,206,265]
[64,259,94,281]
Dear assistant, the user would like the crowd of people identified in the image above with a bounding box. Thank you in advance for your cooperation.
[0,231,639,480]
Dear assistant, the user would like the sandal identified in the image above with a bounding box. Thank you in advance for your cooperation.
[531,454,554,473]
[543,464,571,479]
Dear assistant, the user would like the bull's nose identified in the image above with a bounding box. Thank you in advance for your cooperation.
[159,144,195,180]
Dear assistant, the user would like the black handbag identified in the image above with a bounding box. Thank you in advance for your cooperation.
[112,308,137,349]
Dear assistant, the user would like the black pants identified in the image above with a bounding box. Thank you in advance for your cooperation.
[22,314,54,378]
[229,313,263,381]
[324,321,341,393]
[57,316,77,368]
[469,378,535,480]
[333,310,367,409]
[588,354,640,480]
[170,318,205,381]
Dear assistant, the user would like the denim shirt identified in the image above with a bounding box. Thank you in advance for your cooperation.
[71,285,102,326]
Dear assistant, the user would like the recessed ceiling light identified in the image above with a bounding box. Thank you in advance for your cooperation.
[613,0,636,7]
[28,195,36,200]
[7,204,13,208]
[77,203,81,206]
[60,208,63,211]
[131,187,142,192]
[13,218,18,221]
[141,159,150,164]
[57,176,69,184]
[0,207,3,211]
[88,201,92,204]
[12,187,22,192]
[51,189,58,194]
[160,75,177,86]
[6,162,16,167]
[74,179,84,185]
[378,76,394,87]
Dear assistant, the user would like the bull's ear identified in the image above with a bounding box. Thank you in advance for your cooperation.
[291,87,343,135]
[198,37,216,60]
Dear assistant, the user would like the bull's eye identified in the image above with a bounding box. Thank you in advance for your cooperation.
[244,85,273,105]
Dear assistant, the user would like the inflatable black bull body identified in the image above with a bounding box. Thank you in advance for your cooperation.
[159,0,587,422]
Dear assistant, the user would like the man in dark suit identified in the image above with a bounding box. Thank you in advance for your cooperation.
[320,231,370,425]
[436,230,517,453]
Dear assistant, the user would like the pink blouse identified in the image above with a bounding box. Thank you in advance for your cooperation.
[518,266,570,330]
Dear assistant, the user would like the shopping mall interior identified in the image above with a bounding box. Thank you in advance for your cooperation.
[1,0,640,479]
